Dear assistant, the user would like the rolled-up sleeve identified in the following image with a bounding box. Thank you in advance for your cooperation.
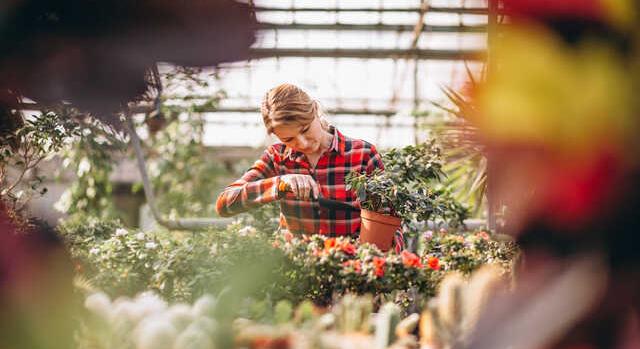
[215,147,281,217]
[365,144,385,174]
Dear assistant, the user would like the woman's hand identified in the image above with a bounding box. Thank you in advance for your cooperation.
[279,174,319,201]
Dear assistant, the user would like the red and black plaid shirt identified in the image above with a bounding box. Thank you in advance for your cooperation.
[216,126,404,249]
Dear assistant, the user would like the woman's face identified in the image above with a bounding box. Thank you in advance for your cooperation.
[272,116,326,155]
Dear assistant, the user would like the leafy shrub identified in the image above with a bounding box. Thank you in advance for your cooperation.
[346,141,469,236]
[60,215,516,308]
[59,216,285,302]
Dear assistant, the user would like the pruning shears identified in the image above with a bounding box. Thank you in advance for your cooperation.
[278,181,360,212]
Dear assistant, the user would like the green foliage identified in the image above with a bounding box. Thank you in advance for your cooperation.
[0,106,79,221]
[419,230,517,275]
[58,216,285,302]
[431,64,488,217]
[55,117,127,218]
[142,114,217,218]
[241,201,281,233]
[134,81,232,220]
[60,212,514,312]
[346,141,469,234]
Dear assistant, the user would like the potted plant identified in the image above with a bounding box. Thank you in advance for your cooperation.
[346,169,402,251]
[346,141,468,251]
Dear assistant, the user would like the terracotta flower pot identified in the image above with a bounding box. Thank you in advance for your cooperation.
[359,209,401,252]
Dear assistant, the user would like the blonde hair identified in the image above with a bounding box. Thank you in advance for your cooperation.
[261,83,329,134]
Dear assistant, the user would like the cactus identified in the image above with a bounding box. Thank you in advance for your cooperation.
[274,300,294,325]
[420,265,505,349]
[374,302,402,349]
[436,272,465,345]
[395,313,420,339]
[334,294,374,334]
[462,265,503,335]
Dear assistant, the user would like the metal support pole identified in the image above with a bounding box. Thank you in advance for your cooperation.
[125,113,233,230]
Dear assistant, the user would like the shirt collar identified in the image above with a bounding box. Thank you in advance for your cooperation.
[283,125,344,160]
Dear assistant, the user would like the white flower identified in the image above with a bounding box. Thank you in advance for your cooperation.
[77,157,91,177]
[115,228,128,237]
[145,242,158,250]
[136,232,146,240]
[54,190,72,213]
[238,226,257,236]
[89,247,100,255]
[94,135,107,145]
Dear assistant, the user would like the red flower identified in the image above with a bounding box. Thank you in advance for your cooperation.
[343,260,362,273]
[427,257,440,270]
[373,256,386,277]
[283,231,294,243]
[373,256,386,268]
[476,231,490,240]
[324,238,337,251]
[340,241,356,255]
[401,250,423,268]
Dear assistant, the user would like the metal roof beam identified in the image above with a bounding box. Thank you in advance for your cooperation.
[249,48,485,61]
[257,23,487,33]
[253,6,490,15]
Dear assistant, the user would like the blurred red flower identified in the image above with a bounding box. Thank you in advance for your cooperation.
[476,231,490,240]
[503,0,605,21]
[401,250,424,268]
[427,257,440,270]
[342,260,362,273]
[324,238,337,251]
[373,256,386,277]
[340,241,356,255]
[283,231,294,243]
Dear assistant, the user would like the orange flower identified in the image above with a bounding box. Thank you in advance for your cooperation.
[343,260,362,273]
[324,238,337,251]
[427,257,440,270]
[401,250,423,268]
[373,256,386,277]
[476,231,490,240]
[340,241,356,255]
[272,241,281,248]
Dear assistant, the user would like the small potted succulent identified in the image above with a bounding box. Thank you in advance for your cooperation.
[346,141,468,251]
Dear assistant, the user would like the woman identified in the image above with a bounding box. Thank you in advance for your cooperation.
[215,83,402,250]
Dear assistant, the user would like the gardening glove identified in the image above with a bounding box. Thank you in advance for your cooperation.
[278,174,320,201]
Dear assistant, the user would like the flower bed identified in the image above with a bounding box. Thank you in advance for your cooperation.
[59,216,517,309]
[273,229,516,306]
